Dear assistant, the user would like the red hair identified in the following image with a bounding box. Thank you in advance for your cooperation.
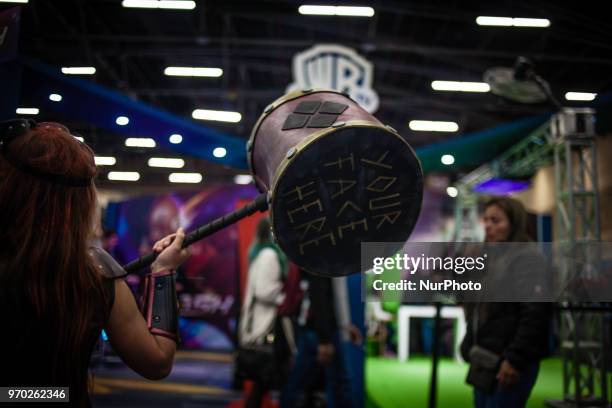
[0,122,108,400]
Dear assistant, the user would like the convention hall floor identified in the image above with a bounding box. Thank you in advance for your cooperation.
[366,357,591,408]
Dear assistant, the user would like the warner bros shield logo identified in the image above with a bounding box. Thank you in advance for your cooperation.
[287,44,379,114]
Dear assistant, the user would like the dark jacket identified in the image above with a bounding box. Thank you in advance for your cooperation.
[304,273,337,343]
[460,302,552,370]
[460,245,553,371]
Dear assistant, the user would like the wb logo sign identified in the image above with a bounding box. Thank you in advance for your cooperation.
[287,44,379,113]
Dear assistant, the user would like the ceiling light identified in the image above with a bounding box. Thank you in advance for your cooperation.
[164,67,223,77]
[473,178,530,194]
[213,147,227,158]
[122,0,196,10]
[0,1,29,3]
[16,108,39,115]
[565,92,597,101]
[298,5,374,17]
[169,172,202,183]
[512,18,551,27]
[335,6,374,16]
[108,171,140,181]
[234,175,253,185]
[49,93,63,102]
[169,134,183,144]
[431,81,490,92]
[122,0,157,7]
[148,157,185,168]
[192,109,242,123]
[125,138,156,148]
[61,67,96,75]
[299,5,335,15]
[446,187,458,197]
[409,120,459,132]
[476,16,550,27]
[115,116,130,126]
[158,0,195,9]
[441,154,455,165]
[95,156,117,166]
[476,16,513,26]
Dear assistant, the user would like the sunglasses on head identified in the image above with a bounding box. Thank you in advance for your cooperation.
[0,119,37,144]
[0,119,94,187]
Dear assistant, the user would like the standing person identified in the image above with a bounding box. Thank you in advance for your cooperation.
[238,217,288,408]
[0,120,190,407]
[460,196,552,408]
[281,272,361,408]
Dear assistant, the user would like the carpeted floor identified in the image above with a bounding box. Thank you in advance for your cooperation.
[91,351,239,407]
[366,356,566,408]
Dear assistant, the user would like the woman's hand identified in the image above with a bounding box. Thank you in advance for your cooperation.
[317,343,335,365]
[346,324,363,346]
[496,359,520,388]
[151,228,190,273]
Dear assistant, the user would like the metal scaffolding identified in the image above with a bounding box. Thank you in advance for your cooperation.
[549,109,607,408]
[454,120,552,241]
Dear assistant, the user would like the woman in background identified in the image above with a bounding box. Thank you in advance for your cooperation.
[461,196,552,408]
[238,217,288,408]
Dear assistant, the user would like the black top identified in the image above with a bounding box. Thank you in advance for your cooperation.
[460,302,552,370]
[0,251,118,407]
[304,273,337,343]
[459,246,553,370]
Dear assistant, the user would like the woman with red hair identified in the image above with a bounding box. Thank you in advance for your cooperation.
[0,120,189,406]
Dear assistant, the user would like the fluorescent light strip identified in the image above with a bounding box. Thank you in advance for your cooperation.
[476,16,550,27]
[122,0,157,7]
[61,67,96,75]
[512,18,550,27]
[298,5,374,17]
[125,138,156,148]
[148,157,185,168]
[0,0,29,3]
[169,173,202,183]
[192,109,242,123]
[335,6,374,16]
[159,0,196,9]
[164,67,223,77]
[409,120,459,132]
[299,5,335,15]
[108,171,140,181]
[122,0,196,10]
[234,175,253,185]
[95,156,117,166]
[565,92,597,101]
[476,16,513,26]
[431,81,490,93]
[16,108,39,115]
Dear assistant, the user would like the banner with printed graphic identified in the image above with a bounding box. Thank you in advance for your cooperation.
[106,184,259,350]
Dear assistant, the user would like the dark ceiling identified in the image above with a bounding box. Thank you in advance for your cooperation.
[4,0,611,187]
